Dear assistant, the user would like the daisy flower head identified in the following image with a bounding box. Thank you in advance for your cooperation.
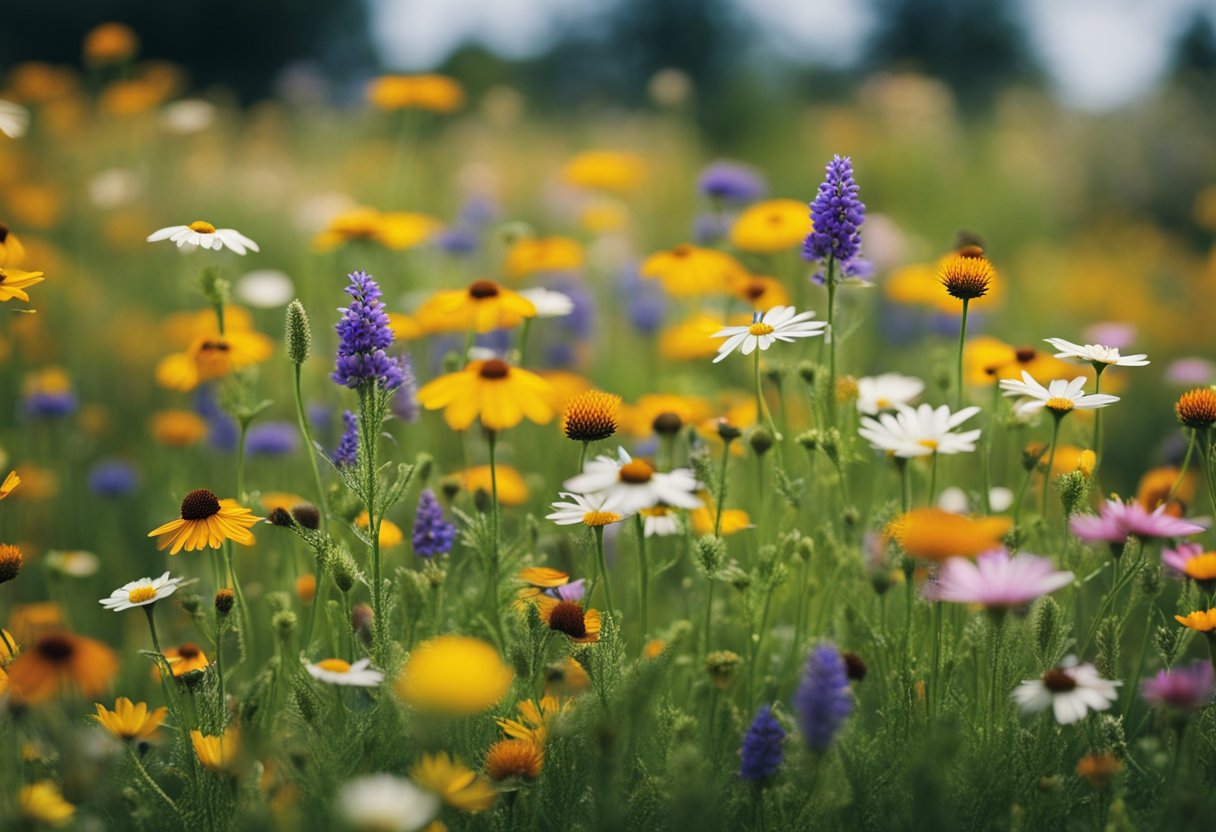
[927,549,1074,609]
[99,571,185,612]
[147,489,262,554]
[999,372,1119,417]
[712,306,827,364]
[858,403,981,457]
[147,220,259,255]
[338,773,440,832]
[546,491,627,527]
[1043,337,1149,368]
[305,657,385,687]
[641,505,681,537]
[518,287,575,318]
[563,447,701,515]
[1012,657,1120,725]
[1070,498,1204,545]
[856,373,924,415]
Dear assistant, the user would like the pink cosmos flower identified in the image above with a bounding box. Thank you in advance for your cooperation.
[1069,498,1204,544]
[926,548,1073,608]
[1162,542,1207,577]
[1140,661,1215,711]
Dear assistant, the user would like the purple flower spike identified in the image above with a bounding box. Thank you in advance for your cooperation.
[803,155,865,269]
[332,270,405,390]
[739,705,786,781]
[795,644,853,752]
[411,488,456,557]
[331,410,358,467]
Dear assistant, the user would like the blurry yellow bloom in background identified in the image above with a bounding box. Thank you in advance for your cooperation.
[312,207,441,252]
[191,726,240,773]
[729,199,810,253]
[6,62,77,103]
[887,508,1011,561]
[355,511,404,548]
[0,266,45,303]
[641,244,745,297]
[410,752,497,813]
[562,150,646,193]
[151,410,209,447]
[618,393,713,437]
[733,274,790,310]
[0,222,26,267]
[19,781,75,827]
[83,22,139,66]
[394,635,513,715]
[415,280,535,334]
[367,74,465,113]
[504,236,584,279]
[457,465,529,505]
[155,329,274,392]
[387,312,424,341]
[660,311,749,361]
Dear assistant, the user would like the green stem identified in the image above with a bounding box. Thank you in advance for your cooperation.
[955,298,969,411]
[986,610,1007,739]
[928,453,939,507]
[1164,430,1197,508]
[714,439,732,537]
[236,423,248,504]
[1092,365,1106,469]
[143,604,164,657]
[897,456,910,513]
[634,514,649,644]
[358,388,385,660]
[594,525,614,612]
[486,430,506,646]
[825,257,838,426]
[223,544,251,659]
[292,364,329,526]
[215,614,226,712]
[303,550,324,651]
[1040,414,1064,519]
[128,745,186,821]
[577,440,589,475]
[703,579,715,655]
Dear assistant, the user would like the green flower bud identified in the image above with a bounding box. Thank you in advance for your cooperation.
[285,299,312,364]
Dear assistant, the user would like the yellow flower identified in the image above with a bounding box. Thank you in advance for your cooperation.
[964,336,1018,386]
[161,643,210,678]
[5,629,119,704]
[93,697,167,740]
[640,244,745,297]
[388,312,424,341]
[367,74,464,113]
[517,567,570,588]
[0,266,45,303]
[155,329,274,392]
[147,489,262,554]
[7,602,63,644]
[886,509,1012,561]
[505,237,585,279]
[151,410,210,447]
[415,280,536,334]
[562,390,621,443]
[660,311,747,361]
[83,22,140,65]
[939,251,995,301]
[261,492,306,514]
[355,511,404,548]
[544,656,591,698]
[19,781,75,827]
[562,151,646,193]
[0,223,26,267]
[484,738,544,782]
[733,274,790,310]
[418,359,555,431]
[497,695,567,745]
[536,596,602,644]
[394,635,513,715]
[410,753,497,812]
[729,199,810,253]
[1175,607,1216,633]
[619,394,714,437]
[457,465,530,505]
[191,726,240,772]
[312,208,441,252]
[1137,466,1195,513]
[691,502,752,536]
[0,470,19,500]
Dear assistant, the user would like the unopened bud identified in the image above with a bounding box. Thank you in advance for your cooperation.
[285,299,312,365]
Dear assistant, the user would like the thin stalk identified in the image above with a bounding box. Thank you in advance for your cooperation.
[930,600,943,720]
[714,439,732,537]
[214,615,226,712]
[358,388,385,659]
[223,544,251,659]
[577,440,589,475]
[128,745,186,822]
[928,453,939,507]
[634,514,649,643]
[825,257,837,426]
[486,430,506,646]
[593,525,614,612]
[986,611,1007,739]
[292,364,328,526]
[1040,413,1064,519]
[897,457,910,513]
[954,298,970,411]
[1164,429,1197,507]
[236,421,248,503]
[1091,364,1106,469]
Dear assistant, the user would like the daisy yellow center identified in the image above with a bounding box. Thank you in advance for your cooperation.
[128,585,157,604]
[316,658,351,673]
[1044,397,1075,413]
[619,460,654,483]
[917,439,939,450]
[188,220,216,234]
[582,510,622,526]
[748,322,775,336]
[1183,553,1216,581]
[876,398,891,409]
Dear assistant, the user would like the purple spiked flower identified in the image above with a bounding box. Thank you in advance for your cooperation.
[331,410,358,467]
[245,421,300,456]
[803,155,866,277]
[739,705,786,781]
[390,355,419,423]
[795,644,853,751]
[1141,661,1215,711]
[411,488,456,557]
[332,270,405,390]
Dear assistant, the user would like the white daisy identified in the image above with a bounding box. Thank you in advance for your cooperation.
[563,447,701,515]
[235,269,295,308]
[45,549,100,578]
[545,491,629,526]
[99,571,186,612]
[858,403,982,457]
[641,506,681,537]
[0,100,29,139]
[1043,337,1148,368]
[338,773,439,832]
[711,305,827,364]
[519,287,575,318]
[305,657,385,687]
[856,373,925,415]
[998,372,1119,416]
[147,220,260,255]
[1011,657,1120,725]
[937,486,1014,514]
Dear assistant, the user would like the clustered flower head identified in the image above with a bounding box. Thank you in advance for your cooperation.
[411,489,456,557]
[739,705,786,781]
[332,410,359,467]
[333,270,406,390]
[803,154,866,275]
[938,250,995,301]
[795,643,853,751]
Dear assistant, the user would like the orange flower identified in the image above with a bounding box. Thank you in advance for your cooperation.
[367,74,464,113]
[155,330,274,392]
[161,643,210,677]
[6,630,119,703]
[886,509,1012,561]
[147,489,261,554]
[151,410,209,447]
[312,208,441,252]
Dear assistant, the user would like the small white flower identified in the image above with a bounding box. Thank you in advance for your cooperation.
[641,506,681,537]
[99,571,186,612]
[338,773,439,832]
[235,269,295,308]
[856,373,925,415]
[519,287,575,318]
[1012,657,1120,725]
[147,220,260,255]
[998,371,1119,416]
[563,447,701,515]
[88,168,143,209]
[0,100,29,139]
[45,550,100,578]
[937,486,1014,514]
[1043,337,1149,368]
[160,99,217,134]
[711,305,827,364]
[305,657,385,687]
[858,403,982,457]
[545,491,628,526]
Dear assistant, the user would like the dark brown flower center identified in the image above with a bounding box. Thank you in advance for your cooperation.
[548,601,587,638]
[199,339,231,353]
[743,281,766,300]
[672,244,692,258]
[36,634,75,663]
[180,489,221,520]
[178,643,201,659]
[1041,667,1076,692]
[652,411,683,436]
[468,279,500,299]
[0,222,8,243]
[1015,347,1037,363]
[478,359,510,380]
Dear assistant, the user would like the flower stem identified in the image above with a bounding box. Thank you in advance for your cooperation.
[142,604,163,657]
[634,514,649,644]
[292,364,328,527]
[955,298,969,411]
[897,456,910,513]
[1040,413,1064,519]
[1091,364,1106,471]
[128,745,185,821]
[594,524,614,612]
[929,601,943,721]
[486,430,506,647]
[825,256,838,426]
[986,610,1007,739]
[1164,429,1197,508]
[236,421,248,504]
[714,439,732,537]
[358,387,386,661]
[928,453,939,507]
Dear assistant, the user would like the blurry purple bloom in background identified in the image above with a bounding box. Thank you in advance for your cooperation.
[411,488,456,557]
[245,421,300,456]
[698,160,767,204]
[795,643,853,751]
[739,705,786,781]
[1165,357,1216,386]
[88,460,139,497]
[1141,661,1215,711]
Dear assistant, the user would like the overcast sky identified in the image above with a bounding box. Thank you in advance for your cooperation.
[371,0,1213,111]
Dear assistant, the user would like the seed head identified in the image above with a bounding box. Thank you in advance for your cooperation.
[0,544,23,584]
[285,299,312,364]
[1176,388,1216,429]
[562,390,620,443]
[939,252,995,301]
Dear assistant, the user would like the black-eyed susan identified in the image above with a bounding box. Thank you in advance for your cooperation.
[162,642,210,677]
[417,359,555,431]
[457,465,530,505]
[366,74,464,113]
[562,390,620,443]
[544,656,591,698]
[734,274,791,310]
[505,236,585,279]
[313,207,442,252]
[640,244,745,297]
[415,280,536,334]
[93,697,167,740]
[19,781,75,827]
[7,601,63,643]
[729,198,812,253]
[691,502,752,536]
[5,629,119,703]
[562,150,646,193]
[147,489,262,554]
[155,329,274,392]
[484,739,544,782]
[0,265,45,303]
[618,393,714,437]
[513,567,573,610]
[497,696,567,746]
[660,311,737,361]
[410,753,497,813]
[393,635,513,715]
[536,596,602,644]
[0,222,26,266]
[886,508,1012,561]
[191,726,240,773]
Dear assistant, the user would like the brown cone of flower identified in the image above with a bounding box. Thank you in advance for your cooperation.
[562,390,620,442]
[484,738,544,781]
[1176,388,1216,430]
[0,544,22,584]
[939,253,994,301]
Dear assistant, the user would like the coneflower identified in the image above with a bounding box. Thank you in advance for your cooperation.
[795,644,853,752]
